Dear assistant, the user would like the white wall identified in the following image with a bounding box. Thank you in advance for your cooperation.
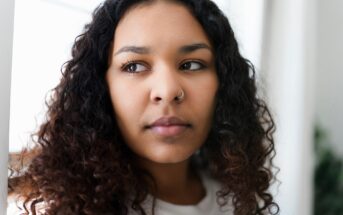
[263,0,316,214]
[316,0,343,156]
[215,0,265,70]
[0,0,15,213]
[9,0,103,152]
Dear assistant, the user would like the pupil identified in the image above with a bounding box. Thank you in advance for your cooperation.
[183,62,191,70]
[129,64,137,71]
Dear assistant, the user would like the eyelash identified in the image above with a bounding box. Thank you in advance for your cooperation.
[180,60,207,71]
[120,60,207,74]
[120,60,149,73]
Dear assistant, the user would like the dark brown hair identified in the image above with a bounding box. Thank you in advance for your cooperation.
[9,0,279,214]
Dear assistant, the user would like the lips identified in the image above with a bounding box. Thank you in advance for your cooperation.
[145,116,191,137]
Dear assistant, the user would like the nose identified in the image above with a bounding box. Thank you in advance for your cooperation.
[150,66,184,104]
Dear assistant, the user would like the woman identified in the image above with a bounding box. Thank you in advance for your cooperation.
[8,0,279,214]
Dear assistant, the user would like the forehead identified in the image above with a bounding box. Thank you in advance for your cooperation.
[113,1,211,51]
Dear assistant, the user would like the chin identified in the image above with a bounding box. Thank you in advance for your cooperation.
[148,151,194,164]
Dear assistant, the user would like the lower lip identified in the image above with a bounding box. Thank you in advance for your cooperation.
[149,125,189,137]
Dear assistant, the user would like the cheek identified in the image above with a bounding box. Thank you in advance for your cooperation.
[184,74,217,136]
[190,74,218,114]
[107,78,146,128]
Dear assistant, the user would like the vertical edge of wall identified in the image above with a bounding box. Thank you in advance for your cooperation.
[0,0,15,213]
[261,0,316,214]
[301,0,318,214]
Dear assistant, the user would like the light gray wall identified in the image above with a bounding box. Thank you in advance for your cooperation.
[316,0,343,156]
[263,0,316,214]
[0,0,15,213]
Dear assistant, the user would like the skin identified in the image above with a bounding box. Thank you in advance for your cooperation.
[106,1,218,204]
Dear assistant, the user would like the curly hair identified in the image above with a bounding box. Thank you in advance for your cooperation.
[8,0,279,214]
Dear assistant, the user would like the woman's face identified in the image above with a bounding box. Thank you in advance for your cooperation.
[106,1,218,164]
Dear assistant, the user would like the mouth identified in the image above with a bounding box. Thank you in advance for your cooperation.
[144,116,192,137]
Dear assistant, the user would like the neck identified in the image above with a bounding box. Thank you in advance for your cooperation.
[136,157,205,205]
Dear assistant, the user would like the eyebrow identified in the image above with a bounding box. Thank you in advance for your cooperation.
[114,46,150,56]
[114,43,212,56]
[179,43,212,54]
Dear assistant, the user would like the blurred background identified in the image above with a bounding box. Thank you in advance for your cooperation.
[1,0,342,214]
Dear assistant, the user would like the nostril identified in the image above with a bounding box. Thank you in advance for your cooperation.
[154,96,162,102]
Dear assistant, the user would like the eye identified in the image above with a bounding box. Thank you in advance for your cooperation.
[180,61,205,71]
[121,61,149,73]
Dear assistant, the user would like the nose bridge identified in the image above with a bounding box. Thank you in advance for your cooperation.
[150,62,182,103]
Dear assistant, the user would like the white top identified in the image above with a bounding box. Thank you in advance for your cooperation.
[129,173,233,215]
[8,174,233,215]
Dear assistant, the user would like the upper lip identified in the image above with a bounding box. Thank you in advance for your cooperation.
[146,116,190,128]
